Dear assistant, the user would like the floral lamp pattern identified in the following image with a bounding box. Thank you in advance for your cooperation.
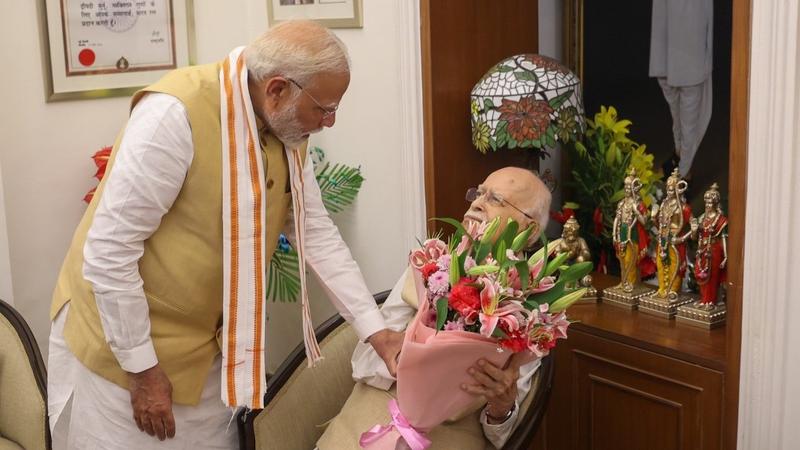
[470,54,585,154]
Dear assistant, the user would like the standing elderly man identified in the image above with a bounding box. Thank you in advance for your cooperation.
[48,20,402,449]
[315,167,552,450]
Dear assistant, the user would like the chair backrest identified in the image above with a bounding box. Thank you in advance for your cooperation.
[501,353,554,450]
[238,290,391,450]
[0,299,50,450]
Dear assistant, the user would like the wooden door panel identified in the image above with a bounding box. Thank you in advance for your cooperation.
[548,329,723,450]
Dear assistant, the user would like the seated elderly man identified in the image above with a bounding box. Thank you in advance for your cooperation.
[316,167,552,450]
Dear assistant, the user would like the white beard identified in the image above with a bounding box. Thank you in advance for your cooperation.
[266,104,321,149]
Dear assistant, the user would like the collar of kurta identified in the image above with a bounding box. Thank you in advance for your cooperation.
[218,46,321,409]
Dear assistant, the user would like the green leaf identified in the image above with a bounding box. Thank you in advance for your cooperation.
[436,297,449,331]
[514,71,537,82]
[525,280,567,307]
[483,98,495,111]
[528,235,555,268]
[517,260,530,291]
[508,138,518,150]
[266,249,301,302]
[474,241,491,265]
[431,217,470,243]
[558,261,594,285]
[549,288,588,313]
[316,163,365,213]
[497,65,514,73]
[548,90,573,110]
[610,189,626,203]
[500,220,519,249]
[496,238,508,267]
[466,264,500,276]
[480,217,501,245]
[510,224,534,252]
[491,327,509,339]
[563,201,581,209]
[544,252,570,277]
[449,255,461,288]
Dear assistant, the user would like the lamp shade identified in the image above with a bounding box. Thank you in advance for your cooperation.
[470,54,584,154]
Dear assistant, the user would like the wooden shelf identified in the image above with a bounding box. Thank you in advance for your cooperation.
[569,273,726,371]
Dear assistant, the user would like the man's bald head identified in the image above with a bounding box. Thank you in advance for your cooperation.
[464,167,552,241]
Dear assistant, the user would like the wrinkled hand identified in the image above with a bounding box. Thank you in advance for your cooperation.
[128,364,176,441]
[461,353,526,423]
[368,329,405,377]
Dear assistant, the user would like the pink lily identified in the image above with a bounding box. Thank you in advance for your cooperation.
[409,238,448,269]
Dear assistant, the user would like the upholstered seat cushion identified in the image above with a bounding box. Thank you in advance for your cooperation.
[254,324,359,450]
[0,314,47,450]
[0,437,24,450]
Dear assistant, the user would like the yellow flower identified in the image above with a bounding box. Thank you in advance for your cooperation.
[472,121,491,153]
[471,99,481,117]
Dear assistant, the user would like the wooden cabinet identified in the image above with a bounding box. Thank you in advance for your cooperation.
[535,274,726,450]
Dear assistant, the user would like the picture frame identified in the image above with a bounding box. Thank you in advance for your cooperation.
[267,0,363,29]
[38,0,196,102]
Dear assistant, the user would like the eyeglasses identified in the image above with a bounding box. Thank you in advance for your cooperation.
[286,78,338,119]
[465,187,535,221]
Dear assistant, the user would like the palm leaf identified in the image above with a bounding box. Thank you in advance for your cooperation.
[267,248,302,302]
[316,162,365,213]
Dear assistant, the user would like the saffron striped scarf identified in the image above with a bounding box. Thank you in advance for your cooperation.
[219,46,322,409]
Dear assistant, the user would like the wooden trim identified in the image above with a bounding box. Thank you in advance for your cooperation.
[419,0,436,233]
[0,299,51,450]
[725,0,751,448]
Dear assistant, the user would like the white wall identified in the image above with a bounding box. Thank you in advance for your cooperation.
[0,0,422,370]
[0,166,13,305]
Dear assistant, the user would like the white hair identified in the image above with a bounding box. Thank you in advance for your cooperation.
[244,20,351,86]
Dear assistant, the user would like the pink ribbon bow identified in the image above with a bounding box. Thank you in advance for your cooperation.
[359,399,432,450]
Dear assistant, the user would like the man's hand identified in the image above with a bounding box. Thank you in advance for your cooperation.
[461,353,526,424]
[128,364,176,441]
[367,329,404,377]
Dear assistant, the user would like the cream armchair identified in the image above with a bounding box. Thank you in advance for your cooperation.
[0,300,50,450]
[238,291,554,450]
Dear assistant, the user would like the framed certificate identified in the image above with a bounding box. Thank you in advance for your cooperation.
[267,0,363,29]
[39,0,195,101]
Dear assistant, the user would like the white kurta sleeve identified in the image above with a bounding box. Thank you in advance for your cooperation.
[83,93,193,374]
[479,358,542,448]
[284,153,387,342]
[351,269,417,390]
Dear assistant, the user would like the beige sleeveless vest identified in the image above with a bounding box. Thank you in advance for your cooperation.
[51,62,304,405]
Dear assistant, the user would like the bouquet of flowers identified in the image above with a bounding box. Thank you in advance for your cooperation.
[359,217,593,449]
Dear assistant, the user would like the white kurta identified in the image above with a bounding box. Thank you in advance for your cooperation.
[48,92,387,448]
[650,0,714,176]
[347,270,541,450]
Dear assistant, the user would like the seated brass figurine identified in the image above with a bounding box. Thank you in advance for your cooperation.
[556,217,596,302]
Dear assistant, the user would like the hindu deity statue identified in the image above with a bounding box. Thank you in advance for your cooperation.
[611,168,650,293]
[690,183,728,307]
[650,169,693,300]
[556,217,591,264]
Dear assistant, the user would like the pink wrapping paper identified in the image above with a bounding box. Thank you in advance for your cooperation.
[360,269,528,449]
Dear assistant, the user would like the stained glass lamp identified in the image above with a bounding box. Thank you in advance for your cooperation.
[470,54,585,154]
